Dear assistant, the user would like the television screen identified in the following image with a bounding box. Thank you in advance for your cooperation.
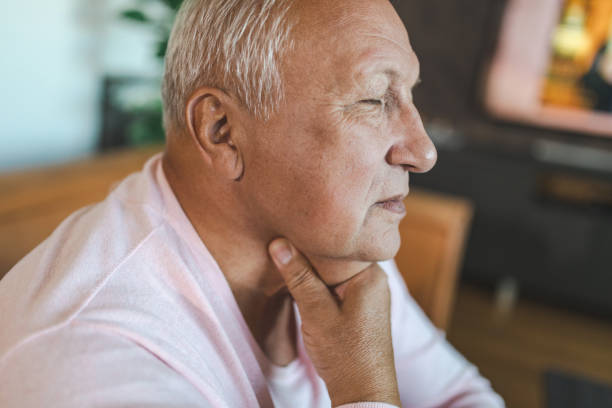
[484,0,612,138]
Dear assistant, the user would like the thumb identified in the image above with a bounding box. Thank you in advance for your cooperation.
[268,238,337,316]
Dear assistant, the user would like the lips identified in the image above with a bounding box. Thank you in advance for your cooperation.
[375,194,407,214]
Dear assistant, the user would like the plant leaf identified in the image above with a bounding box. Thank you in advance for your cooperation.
[121,10,150,23]
[160,0,184,11]
[156,39,169,58]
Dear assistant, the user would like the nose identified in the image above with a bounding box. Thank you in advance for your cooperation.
[385,105,437,173]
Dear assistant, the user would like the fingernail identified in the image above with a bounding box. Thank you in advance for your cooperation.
[270,240,292,265]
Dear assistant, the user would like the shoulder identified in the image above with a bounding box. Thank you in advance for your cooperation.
[0,161,169,358]
[0,323,211,408]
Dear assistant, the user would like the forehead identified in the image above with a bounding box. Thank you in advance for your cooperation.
[293,0,405,36]
[287,0,417,93]
[350,46,419,86]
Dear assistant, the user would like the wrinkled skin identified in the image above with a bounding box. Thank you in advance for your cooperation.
[269,238,401,406]
[162,0,436,385]
[236,0,436,285]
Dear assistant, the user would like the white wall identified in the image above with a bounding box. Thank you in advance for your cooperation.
[0,0,162,172]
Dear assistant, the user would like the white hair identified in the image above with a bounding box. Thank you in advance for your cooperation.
[162,0,297,133]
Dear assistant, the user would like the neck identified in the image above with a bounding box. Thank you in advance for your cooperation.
[160,146,371,365]
[162,150,298,365]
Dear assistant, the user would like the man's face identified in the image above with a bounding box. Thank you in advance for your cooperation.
[238,0,437,284]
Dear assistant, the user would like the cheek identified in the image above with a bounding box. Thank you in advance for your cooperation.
[284,144,382,254]
[288,168,366,245]
[245,114,391,257]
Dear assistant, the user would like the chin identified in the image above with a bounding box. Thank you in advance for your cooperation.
[310,230,401,286]
[308,257,372,286]
[355,224,402,262]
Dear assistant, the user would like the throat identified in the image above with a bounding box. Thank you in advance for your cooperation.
[162,150,299,366]
[233,285,299,367]
[259,299,298,366]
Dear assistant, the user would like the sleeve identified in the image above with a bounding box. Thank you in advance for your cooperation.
[0,324,224,408]
[379,260,506,408]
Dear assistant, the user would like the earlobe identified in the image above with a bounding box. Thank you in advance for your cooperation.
[185,88,245,181]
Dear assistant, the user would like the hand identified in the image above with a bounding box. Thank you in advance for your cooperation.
[268,238,400,407]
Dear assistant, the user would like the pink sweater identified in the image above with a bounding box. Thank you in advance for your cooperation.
[0,155,505,407]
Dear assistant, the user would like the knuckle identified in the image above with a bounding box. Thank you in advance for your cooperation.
[369,263,386,277]
[361,265,387,288]
[371,267,388,285]
[286,265,314,292]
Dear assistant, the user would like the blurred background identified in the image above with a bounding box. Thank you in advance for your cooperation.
[1,0,612,407]
[0,0,173,172]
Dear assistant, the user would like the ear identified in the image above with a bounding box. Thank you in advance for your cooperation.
[185,88,245,181]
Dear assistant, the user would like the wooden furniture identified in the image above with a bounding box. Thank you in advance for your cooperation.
[0,146,162,278]
[449,282,612,408]
[397,191,473,331]
[0,147,473,332]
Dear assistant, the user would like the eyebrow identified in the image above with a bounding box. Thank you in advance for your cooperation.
[372,67,421,90]
[349,49,421,94]
[358,51,420,80]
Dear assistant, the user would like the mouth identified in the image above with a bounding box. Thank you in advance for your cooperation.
[374,194,407,215]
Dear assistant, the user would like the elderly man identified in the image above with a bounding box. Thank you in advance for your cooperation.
[0,0,505,407]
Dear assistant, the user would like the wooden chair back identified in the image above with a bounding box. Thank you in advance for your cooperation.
[0,146,161,278]
[397,190,473,331]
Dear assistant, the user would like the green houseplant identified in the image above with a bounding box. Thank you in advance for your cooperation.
[117,0,184,146]
[121,0,184,59]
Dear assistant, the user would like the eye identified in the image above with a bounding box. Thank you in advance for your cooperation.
[359,99,383,105]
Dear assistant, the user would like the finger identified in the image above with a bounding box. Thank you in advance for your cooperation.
[268,238,338,315]
[340,263,390,310]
